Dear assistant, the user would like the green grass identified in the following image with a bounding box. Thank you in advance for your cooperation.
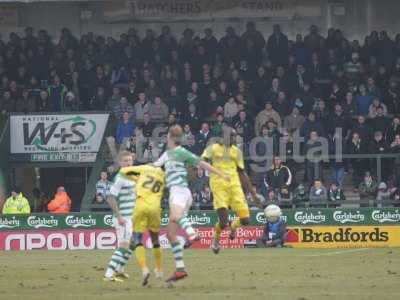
[0,248,399,300]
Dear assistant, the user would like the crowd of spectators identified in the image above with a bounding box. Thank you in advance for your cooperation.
[3,23,400,209]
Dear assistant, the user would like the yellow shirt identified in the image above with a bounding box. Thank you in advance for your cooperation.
[201,143,244,184]
[119,165,165,207]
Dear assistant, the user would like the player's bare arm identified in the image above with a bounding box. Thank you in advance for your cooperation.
[198,160,230,181]
[106,195,125,225]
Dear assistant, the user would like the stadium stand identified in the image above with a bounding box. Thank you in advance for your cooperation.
[1,23,400,211]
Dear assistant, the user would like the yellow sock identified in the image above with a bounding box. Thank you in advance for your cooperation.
[230,218,241,231]
[214,223,223,240]
[135,245,147,271]
[153,247,162,271]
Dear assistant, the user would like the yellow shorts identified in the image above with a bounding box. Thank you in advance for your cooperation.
[210,181,249,219]
[133,201,161,233]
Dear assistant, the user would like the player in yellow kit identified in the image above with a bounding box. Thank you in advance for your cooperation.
[201,127,259,254]
[119,164,165,286]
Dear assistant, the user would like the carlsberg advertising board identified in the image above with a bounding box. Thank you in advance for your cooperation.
[10,114,109,162]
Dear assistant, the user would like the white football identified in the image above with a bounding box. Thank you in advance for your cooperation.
[264,204,282,221]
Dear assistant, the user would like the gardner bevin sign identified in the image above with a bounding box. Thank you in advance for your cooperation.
[10,113,109,162]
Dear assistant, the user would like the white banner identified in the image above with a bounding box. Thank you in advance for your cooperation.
[104,0,322,22]
[10,114,109,159]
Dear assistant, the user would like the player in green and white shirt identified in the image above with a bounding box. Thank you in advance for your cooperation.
[154,125,229,284]
[104,151,136,282]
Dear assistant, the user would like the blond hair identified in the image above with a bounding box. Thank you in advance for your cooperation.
[168,125,183,145]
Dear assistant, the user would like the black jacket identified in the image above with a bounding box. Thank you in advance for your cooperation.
[264,165,293,190]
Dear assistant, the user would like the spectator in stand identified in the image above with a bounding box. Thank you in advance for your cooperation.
[284,107,305,134]
[138,112,154,138]
[342,91,358,116]
[95,171,112,203]
[356,84,374,116]
[165,85,182,116]
[351,115,372,141]
[304,131,324,184]
[37,90,52,112]
[376,182,391,207]
[371,107,391,134]
[293,183,308,207]
[369,97,388,118]
[30,188,47,213]
[224,96,239,123]
[211,114,225,137]
[327,183,346,207]
[15,88,36,113]
[369,131,389,180]
[47,75,67,112]
[309,179,328,206]
[277,185,292,208]
[304,25,324,53]
[116,111,135,145]
[344,52,362,80]
[149,95,169,124]
[389,134,400,178]
[195,122,212,155]
[255,101,281,135]
[385,116,400,144]
[112,96,134,121]
[191,167,209,196]
[263,156,293,192]
[181,123,195,147]
[273,91,292,118]
[267,24,289,67]
[300,112,325,141]
[328,103,350,138]
[183,103,201,133]
[92,193,111,212]
[90,86,107,110]
[2,187,30,214]
[199,186,213,209]
[329,130,346,188]
[348,132,368,190]
[134,92,150,122]
[0,91,13,126]
[359,171,378,205]
[234,110,253,145]
[47,186,72,214]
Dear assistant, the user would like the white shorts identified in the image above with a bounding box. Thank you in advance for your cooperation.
[113,217,133,243]
[169,186,193,213]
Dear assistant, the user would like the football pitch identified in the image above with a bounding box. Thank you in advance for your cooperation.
[0,248,399,300]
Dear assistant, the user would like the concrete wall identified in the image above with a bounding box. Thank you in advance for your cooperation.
[2,0,400,43]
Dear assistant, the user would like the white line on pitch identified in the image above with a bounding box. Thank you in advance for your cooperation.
[298,248,371,257]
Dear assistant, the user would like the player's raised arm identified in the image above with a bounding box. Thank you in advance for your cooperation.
[177,146,229,181]
[153,151,168,167]
[198,160,230,181]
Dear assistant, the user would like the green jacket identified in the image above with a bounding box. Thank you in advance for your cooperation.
[2,193,31,214]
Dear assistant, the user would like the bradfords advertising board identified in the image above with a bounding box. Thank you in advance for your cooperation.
[288,226,400,248]
[10,114,109,162]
